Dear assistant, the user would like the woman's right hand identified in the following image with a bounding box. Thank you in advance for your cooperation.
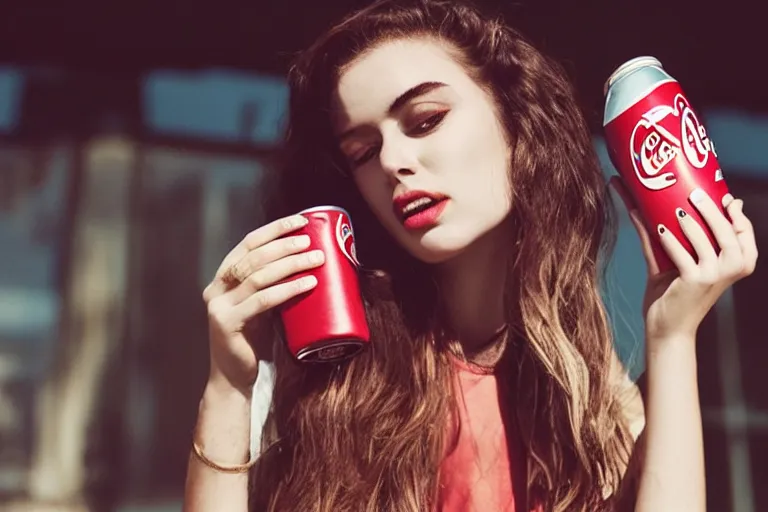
[202,214,324,394]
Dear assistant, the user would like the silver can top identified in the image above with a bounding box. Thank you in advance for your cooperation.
[299,205,352,217]
[603,56,663,97]
[603,56,675,126]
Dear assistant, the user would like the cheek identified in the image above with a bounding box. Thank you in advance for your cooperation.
[450,119,512,217]
[471,120,510,187]
[431,107,508,170]
[439,119,510,191]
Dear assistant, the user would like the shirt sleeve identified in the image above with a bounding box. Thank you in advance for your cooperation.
[249,359,276,460]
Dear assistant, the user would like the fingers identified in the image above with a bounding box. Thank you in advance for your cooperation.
[205,243,324,333]
[688,189,741,274]
[232,275,319,323]
[674,207,718,272]
[662,189,758,283]
[207,275,318,335]
[612,179,757,285]
[216,215,309,282]
[230,234,311,284]
[226,249,325,305]
[203,214,309,301]
[657,223,698,278]
[724,195,758,276]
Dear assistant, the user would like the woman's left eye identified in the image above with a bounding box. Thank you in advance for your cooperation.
[351,145,379,167]
[407,111,449,136]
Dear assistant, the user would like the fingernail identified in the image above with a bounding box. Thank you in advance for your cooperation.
[657,224,666,236]
[284,215,307,230]
[676,207,687,219]
[689,188,707,205]
[299,275,318,290]
[294,235,310,248]
[309,250,325,264]
[722,193,735,207]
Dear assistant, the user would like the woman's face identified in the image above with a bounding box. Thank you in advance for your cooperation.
[333,38,513,264]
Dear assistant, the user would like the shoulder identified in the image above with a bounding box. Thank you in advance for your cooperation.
[609,349,646,440]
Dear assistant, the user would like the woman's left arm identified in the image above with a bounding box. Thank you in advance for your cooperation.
[634,333,703,511]
[611,180,758,512]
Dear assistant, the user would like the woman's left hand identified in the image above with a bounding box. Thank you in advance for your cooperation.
[611,177,758,350]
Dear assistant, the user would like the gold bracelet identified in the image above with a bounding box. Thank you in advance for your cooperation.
[192,441,258,474]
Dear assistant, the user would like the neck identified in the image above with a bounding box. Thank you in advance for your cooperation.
[436,222,510,353]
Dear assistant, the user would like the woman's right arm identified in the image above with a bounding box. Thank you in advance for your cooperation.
[183,214,325,512]
[184,380,253,512]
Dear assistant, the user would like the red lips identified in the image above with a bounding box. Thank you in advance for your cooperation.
[392,190,449,229]
[392,190,444,216]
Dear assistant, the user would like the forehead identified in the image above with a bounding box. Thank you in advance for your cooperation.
[333,38,473,124]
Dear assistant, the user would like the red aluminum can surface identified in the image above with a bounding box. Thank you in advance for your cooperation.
[603,56,729,272]
[279,206,370,362]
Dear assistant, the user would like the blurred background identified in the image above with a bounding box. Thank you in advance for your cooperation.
[0,0,765,511]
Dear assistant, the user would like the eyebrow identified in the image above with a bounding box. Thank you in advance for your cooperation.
[387,81,447,115]
[337,81,448,143]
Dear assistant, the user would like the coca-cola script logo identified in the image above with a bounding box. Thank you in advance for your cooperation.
[335,214,360,267]
[630,93,717,191]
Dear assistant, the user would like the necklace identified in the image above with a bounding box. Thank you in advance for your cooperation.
[465,323,510,368]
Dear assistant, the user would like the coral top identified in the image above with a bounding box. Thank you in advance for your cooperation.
[438,358,542,512]
[248,359,544,511]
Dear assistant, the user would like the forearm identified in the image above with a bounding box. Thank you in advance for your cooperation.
[183,381,252,512]
[635,337,705,512]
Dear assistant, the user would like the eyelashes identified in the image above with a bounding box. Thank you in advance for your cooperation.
[348,110,450,168]
[407,110,449,136]
[351,145,379,168]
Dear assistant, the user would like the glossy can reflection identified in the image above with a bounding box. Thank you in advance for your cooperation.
[603,56,730,271]
[279,206,370,362]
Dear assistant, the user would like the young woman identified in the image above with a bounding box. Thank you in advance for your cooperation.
[184,1,758,510]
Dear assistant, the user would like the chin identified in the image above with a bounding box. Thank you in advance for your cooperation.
[408,247,460,265]
[400,226,479,264]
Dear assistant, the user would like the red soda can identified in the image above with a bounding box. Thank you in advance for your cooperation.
[279,206,370,362]
[603,56,730,272]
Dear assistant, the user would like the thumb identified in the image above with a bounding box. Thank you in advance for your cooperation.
[608,175,636,212]
[608,176,660,276]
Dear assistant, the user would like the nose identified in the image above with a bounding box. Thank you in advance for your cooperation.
[378,134,417,179]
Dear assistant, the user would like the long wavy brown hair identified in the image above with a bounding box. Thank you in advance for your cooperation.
[248,1,638,510]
